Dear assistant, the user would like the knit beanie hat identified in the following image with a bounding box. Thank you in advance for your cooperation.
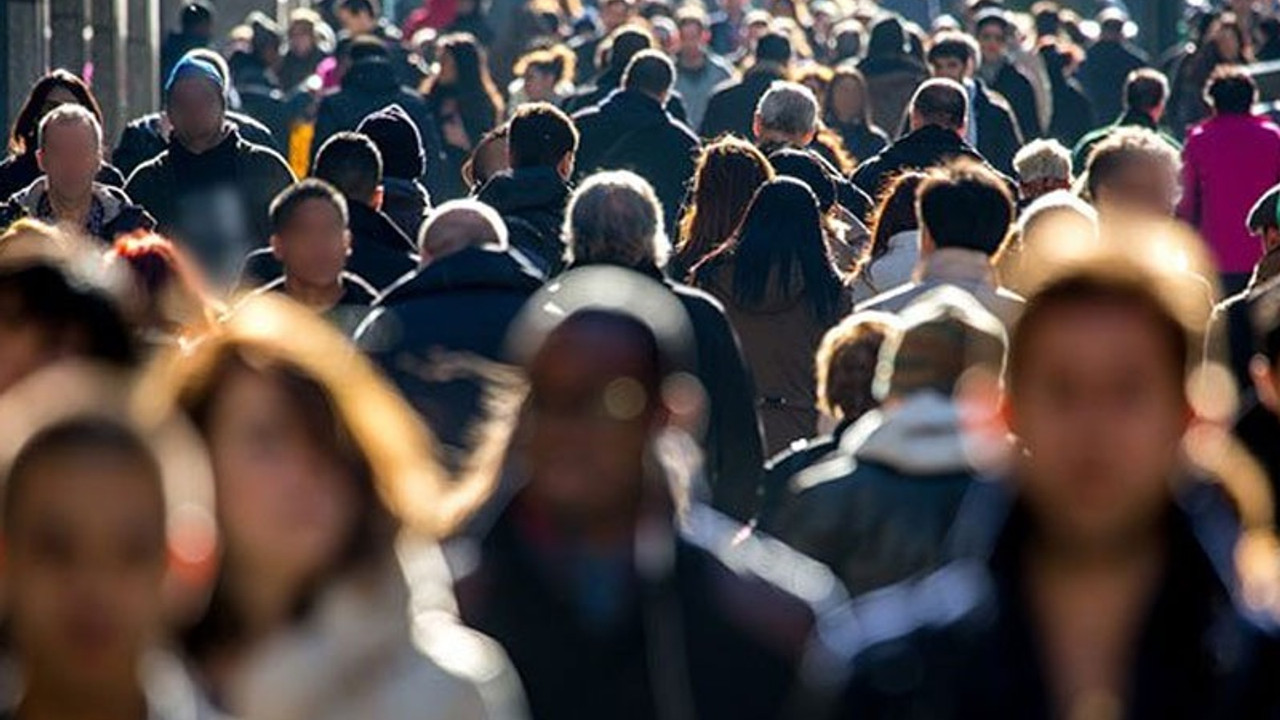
[164,53,227,106]
[357,104,425,180]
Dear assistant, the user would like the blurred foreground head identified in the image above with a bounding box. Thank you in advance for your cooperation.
[503,266,700,530]
[1082,127,1180,220]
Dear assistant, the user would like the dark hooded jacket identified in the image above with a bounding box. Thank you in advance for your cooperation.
[111,110,278,178]
[574,90,700,232]
[310,58,442,179]
[699,63,788,141]
[971,81,1024,177]
[857,18,930,135]
[238,200,418,292]
[355,246,543,464]
[834,480,1280,719]
[455,489,845,720]
[476,167,571,276]
[0,177,154,244]
[124,127,295,284]
[1078,38,1149,127]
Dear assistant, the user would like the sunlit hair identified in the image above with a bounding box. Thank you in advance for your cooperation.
[1014,138,1072,187]
[426,33,505,124]
[564,170,669,270]
[860,170,925,272]
[0,217,82,265]
[9,69,101,155]
[513,45,577,87]
[461,123,509,189]
[674,137,774,282]
[815,311,897,420]
[37,103,102,151]
[1081,126,1180,202]
[104,232,224,338]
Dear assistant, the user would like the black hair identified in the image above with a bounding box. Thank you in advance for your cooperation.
[1125,69,1169,114]
[180,1,214,32]
[607,27,655,72]
[910,79,968,130]
[9,70,102,155]
[508,103,579,169]
[1206,65,1257,115]
[338,0,379,16]
[917,160,1013,256]
[0,262,138,368]
[4,417,163,536]
[269,179,350,235]
[694,177,844,323]
[927,31,977,66]
[313,131,383,204]
[622,49,675,98]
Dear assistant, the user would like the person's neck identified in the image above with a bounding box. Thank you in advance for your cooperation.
[179,126,228,155]
[679,46,706,66]
[284,274,345,312]
[18,671,148,720]
[48,185,94,223]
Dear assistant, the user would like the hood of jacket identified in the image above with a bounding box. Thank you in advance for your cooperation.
[476,166,570,215]
[377,246,544,306]
[342,58,403,96]
[880,125,983,167]
[349,200,417,254]
[10,176,143,229]
[839,391,975,475]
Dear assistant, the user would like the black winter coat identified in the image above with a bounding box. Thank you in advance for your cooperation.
[475,167,571,275]
[852,125,993,199]
[972,81,1024,177]
[699,65,787,141]
[835,481,1280,719]
[238,201,418,292]
[455,499,842,720]
[112,111,278,178]
[988,61,1041,142]
[1078,39,1149,128]
[574,90,700,232]
[355,247,543,462]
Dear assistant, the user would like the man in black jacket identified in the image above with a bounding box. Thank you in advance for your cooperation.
[560,169,765,521]
[454,265,844,720]
[356,199,543,466]
[240,132,417,291]
[310,37,441,183]
[853,79,998,199]
[975,10,1040,142]
[125,54,295,287]
[476,103,577,275]
[768,288,1007,596]
[574,50,700,232]
[923,32,1024,177]
[1078,8,1149,127]
[833,262,1280,718]
[700,31,791,140]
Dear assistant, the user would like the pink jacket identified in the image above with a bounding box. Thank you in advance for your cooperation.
[1178,114,1280,274]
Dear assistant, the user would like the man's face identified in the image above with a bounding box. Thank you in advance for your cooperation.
[37,121,100,198]
[1009,302,1188,552]
[601,1,631,32]
[930,56,970,83]
[521,317,662,528]
[4,450,167,692]
[272,198,349,288]
[165,77,225,147]
[678,22,705,53]
[977,23,1007,64]
[523,67,556,101]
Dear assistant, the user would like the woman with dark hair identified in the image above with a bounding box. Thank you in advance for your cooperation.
[671,137,773,282]
[139,295,525,719]
[856,15,928,135]
[423,33,505,200]
[0,70,126,200]
[692,177,851,453]
[824,67,890,163]
[1171,12,1253,134]
[850,171,924,304]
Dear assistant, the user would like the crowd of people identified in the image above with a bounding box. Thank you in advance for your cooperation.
[8,0,1280,717]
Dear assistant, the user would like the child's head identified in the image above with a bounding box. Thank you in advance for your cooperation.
[2,416,167,690]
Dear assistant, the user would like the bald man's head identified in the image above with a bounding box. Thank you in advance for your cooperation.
[419,200,509,265]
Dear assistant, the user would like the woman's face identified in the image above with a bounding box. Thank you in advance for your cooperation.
[438,50,459,85]
[288,22,315,55]
[524,67,556,101]
[205,367,358,587]
[831,77,864,122]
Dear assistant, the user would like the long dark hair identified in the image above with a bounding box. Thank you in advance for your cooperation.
[694,177,844,322]
[674,138,773,281]
[862,171,925,268]
[9,70,102,156]
[427,33,504,138]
